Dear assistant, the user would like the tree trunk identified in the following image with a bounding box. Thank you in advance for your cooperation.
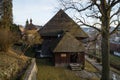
[101,8,110,80]
[101,30,110,80]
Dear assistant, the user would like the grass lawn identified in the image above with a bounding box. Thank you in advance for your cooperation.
[24,48,99,80]
[85,61,98,73]
[36,59,100,80]
[110,54,120,66]
[110,54,120,74]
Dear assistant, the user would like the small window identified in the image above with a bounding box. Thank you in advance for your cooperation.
[61,54,66,57]
[58,34,61,38]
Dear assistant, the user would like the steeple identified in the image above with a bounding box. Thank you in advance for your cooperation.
[25,19,29,26]
[30,18,32,24]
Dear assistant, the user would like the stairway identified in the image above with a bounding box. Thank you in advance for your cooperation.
[69,63,82,71]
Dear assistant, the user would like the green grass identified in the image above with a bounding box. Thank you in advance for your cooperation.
[25,48,100,80]
[36,59,100,80]
[85,61,98,73]
[36,59,86,80]
[110,54,120,72]
[110,54,120,65]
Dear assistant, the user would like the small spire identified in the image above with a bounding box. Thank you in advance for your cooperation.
[26,19,29,26]
[30,18,32,24]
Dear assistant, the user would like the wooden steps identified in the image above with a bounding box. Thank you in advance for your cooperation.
[69,63,82,71]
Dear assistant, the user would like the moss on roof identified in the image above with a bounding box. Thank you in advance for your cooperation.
[53,32,85,53]
[40,9,88,38]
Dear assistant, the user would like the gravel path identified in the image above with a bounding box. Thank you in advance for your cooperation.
[75,70,100,79]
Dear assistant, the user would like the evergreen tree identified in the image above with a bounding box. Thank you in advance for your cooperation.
[0,0,13,30]
[25,19,29,29]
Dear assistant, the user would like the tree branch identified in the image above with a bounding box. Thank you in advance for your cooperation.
[88,33,101,43]
[110,7,120,19]
[91,0,103,15]
[110,20,119,25]
[93,23,101,27]
[76,17,101,32]
[110,22,120,35]
[110,0,116,5]
[86,14,101,19]
[110,0,120,8]
[108,0,111,4]
[64,4,93,12]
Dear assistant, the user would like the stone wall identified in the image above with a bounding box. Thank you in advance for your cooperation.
[23,58,37,80]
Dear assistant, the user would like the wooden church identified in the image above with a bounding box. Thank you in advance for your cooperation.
[39,9,88,68]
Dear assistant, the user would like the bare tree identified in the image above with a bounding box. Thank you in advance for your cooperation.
[22,30,42,53]
[59,0,120,80]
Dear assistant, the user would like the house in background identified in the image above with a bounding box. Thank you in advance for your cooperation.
[23,19,40,41]
[39,9,88,67]
[110,42,120,57]
[110,27,120,57]
[19,19,42,34]
[25,19,42,30]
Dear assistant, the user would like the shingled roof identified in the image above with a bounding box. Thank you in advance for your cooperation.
[40,9,88,38]
[69,27,88,38]
[53,32,85,53]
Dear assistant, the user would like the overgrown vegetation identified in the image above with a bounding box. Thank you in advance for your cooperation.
[36,59,100,80]
[0,50,29,80]
[0,0,32,79]
[22,30,42,53]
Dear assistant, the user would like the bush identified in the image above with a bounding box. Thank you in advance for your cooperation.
[0,29,14,52]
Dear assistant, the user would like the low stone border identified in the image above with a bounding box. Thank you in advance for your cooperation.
[23,58,37,80]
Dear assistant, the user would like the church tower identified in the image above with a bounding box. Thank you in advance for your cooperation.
[25,19,29,26]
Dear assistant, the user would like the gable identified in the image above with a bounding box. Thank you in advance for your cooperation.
[53,32,85,52]
[40,9,88,38]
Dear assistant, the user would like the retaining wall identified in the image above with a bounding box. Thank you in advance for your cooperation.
[23,58,37,80]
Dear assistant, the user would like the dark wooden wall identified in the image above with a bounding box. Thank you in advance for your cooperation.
[54,52,85,67]
[54,53,69,64]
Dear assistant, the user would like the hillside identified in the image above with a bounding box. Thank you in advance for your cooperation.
[0,49,30,80]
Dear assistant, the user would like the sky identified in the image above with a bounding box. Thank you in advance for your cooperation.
[13,0,60,26]
[12,0,93,27]
[12,0,120,28]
